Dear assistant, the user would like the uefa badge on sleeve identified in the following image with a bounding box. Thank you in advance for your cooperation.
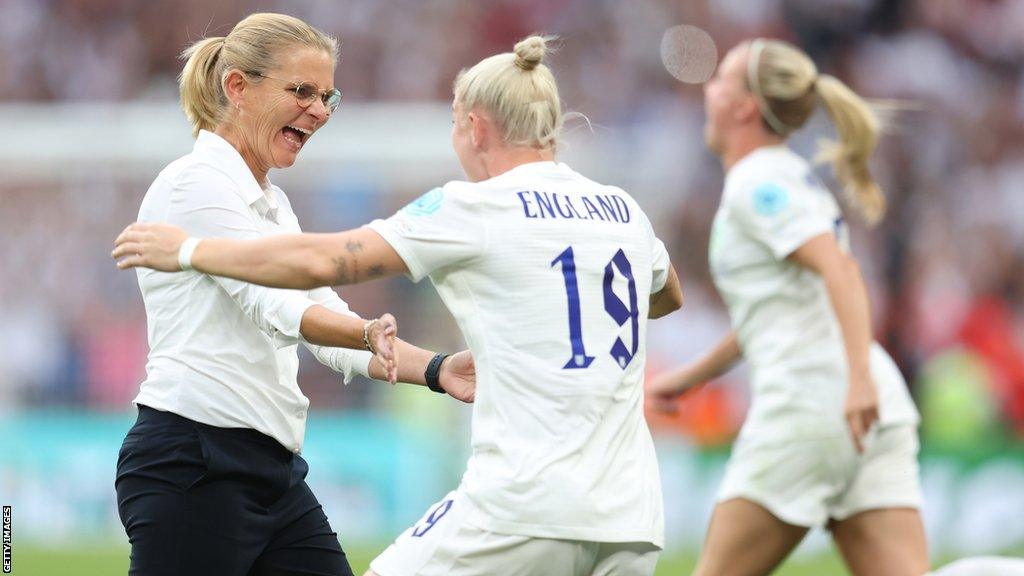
[752,183,789,217]
[402,188,444,217]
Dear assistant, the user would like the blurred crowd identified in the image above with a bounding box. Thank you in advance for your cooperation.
[1,0,1022,450]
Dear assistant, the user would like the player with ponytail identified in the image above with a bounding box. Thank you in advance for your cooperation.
[649,39,927,576]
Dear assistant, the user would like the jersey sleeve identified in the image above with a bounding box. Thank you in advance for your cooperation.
[639,210,671,293]
[650,237,671,293]
[367,183,488,282]
[729,178,834,259]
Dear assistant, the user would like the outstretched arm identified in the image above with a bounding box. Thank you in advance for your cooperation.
[113,223,406,289]
[646,331,741,413]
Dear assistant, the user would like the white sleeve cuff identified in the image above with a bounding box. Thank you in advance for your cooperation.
[770,221,834,259]
[269,298,318,349]
[650,238,670,293]
[350,350,374,381]
[306,345,374,384]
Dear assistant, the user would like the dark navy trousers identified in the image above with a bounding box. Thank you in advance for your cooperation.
[116,405,353,576]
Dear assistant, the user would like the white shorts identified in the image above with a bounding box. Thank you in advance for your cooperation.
[716,424,923,528]
[369,491,660,576]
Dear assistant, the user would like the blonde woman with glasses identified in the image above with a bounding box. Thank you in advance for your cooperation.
[114,35,683,576]
[113,13,474,576]
[647,39,927,576]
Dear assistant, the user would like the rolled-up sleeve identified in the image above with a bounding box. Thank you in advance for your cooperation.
[303,287,374,383]
[164,164,319,348]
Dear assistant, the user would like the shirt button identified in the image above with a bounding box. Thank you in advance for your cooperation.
[296,410,306,419]
[293,444,301,453]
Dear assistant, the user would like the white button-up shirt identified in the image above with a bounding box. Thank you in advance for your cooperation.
[133,130,372,453]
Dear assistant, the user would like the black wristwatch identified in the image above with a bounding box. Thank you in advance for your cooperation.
[424,353,450,394]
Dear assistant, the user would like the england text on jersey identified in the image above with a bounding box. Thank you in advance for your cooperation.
[516,190,631,223]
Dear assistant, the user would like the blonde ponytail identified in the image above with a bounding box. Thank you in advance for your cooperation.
[176,13,339,139]
[814,74,885,225]
[179,37,228,138]
[746,39,887,225]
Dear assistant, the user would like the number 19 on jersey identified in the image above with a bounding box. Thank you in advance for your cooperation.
[551,246,639,370]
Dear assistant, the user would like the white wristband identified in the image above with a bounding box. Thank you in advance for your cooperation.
[178,237,201,271]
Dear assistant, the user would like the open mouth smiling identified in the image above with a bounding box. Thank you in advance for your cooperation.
[281,124,312,149]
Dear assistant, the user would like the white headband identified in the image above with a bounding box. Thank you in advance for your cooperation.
[747,39,792,136]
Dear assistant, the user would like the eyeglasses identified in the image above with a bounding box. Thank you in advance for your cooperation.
[247,71,342,113]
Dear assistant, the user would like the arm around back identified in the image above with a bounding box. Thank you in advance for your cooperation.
[115,224,409,289]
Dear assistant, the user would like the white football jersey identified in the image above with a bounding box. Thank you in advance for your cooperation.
[369,161,670,546]
[709,146,919,442]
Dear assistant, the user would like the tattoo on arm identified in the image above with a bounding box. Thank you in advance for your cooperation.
[333,256,351,285]
[342,241,365,282]
[332,239,383,285]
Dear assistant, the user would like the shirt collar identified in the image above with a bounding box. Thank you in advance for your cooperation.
[729,144,790,177]
[484,160,572,184]
[194,130,280,222]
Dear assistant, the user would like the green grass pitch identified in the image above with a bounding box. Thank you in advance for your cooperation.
[13,544,849,575]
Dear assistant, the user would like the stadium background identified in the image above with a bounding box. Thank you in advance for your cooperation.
[1,0,1023,573]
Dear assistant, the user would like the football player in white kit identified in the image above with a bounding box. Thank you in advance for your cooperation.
[113,35,684,576]
[647,39,928,576]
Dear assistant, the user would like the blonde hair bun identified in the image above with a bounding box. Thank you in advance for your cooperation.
[513,36,547,71]
[453,34,563,151]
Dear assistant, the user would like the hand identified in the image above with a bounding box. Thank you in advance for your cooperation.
[439,350,475,403]
[112,222,189,272]
[645,364,703,415]
[366,314,398,385]
[845,371,879,453]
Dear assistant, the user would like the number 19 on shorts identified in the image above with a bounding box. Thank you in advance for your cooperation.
[551,246,639,370]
